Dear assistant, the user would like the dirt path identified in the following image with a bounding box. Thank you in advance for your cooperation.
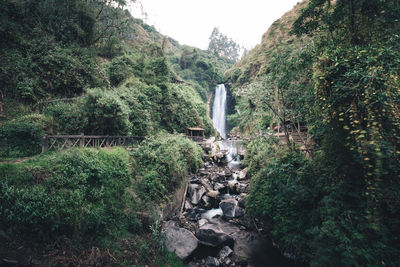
[0,157,34,165]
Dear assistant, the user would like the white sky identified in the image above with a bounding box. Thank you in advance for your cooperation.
[129,0,301,50]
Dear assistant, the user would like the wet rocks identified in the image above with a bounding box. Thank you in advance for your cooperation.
[184,200,193,210]
[205,256,220,267]
[227,180,238,192]
[219,199,238,219]
[164,221,198,260]
[238,193,247,208]
[225,169,233,177]
[218,246,233,259]
[214,182,225,192]
[184,208,205,221]
[228,180,248,195]
[202,195,212,208]
[198,168,209,176]
[237,167,248,181]
[206,190,220,199]
[232,231,267,265]
[195,228,234,247]
[198,218,208,227]
[233,206,245,218]
[200,178,213,192]
[167,138,281,266]
[189,184,206,205]
[236,214,254,230]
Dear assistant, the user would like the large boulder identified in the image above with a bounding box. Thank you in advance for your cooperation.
[201,136,215,153]
[164,222,198,260]
[195,228,234,247]
[189,184,207,205]
[219,199,238,219]
[231,231,268,265]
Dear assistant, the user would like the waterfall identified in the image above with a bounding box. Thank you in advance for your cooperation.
[212,84,227,139]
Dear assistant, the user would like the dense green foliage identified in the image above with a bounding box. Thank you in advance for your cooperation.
[0,0,229,160]
[0,114,54,157]
[169,46,231,101]
[0,133,201,265]
[247,137,400,266]
[0,1,225,265]
[132,133,203,203]
[0,0,121,102]
[45,100,87,135]
[0,148,134,242]
[234,0,400,265]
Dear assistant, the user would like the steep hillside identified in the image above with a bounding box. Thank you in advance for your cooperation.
[224,1,314,134]
[230,0,400,266]
[0,0,231,158]
[0,1,230,265]
[226,1,310,86]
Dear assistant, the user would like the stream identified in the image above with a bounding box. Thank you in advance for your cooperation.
[163,85,306,266]
[164,139,305,266]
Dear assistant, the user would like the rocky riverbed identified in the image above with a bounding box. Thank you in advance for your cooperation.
[163,139,303,267]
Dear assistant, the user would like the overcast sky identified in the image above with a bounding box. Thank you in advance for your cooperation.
[129,0,301,50]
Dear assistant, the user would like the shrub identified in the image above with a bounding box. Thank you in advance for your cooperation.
[246,149,317,260]
[118,82,156,136]
[45,100,87,134]
[0,148,137,243]
[108,55,135,87]
[0,114,54,158]
[245,136,400,266]
[131,133,202,203]
[83,88,131,135]
[1,41,105,103]
[161,83,214,136]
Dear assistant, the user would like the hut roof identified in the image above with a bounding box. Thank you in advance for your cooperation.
[187,127,204,131]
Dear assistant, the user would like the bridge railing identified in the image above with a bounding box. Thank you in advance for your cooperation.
[42,135,144,152]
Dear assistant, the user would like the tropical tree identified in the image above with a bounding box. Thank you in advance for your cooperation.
[207,27,240,62]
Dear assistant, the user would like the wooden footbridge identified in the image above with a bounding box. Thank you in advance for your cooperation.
[42,135,144,152]
[41,127,206,152]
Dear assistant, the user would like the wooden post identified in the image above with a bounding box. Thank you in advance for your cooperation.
[80,134,84,147]
[42,135,48,153]
[39,101,43,114]
[106,135,110,147]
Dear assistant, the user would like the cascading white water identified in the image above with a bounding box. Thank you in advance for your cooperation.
[212,84,227,139]
[217,140,242,169]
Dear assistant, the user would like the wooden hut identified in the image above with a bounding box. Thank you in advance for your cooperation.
[186,127,205,142]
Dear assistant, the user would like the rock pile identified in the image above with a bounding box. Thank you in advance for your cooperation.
[163,139,273,266]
